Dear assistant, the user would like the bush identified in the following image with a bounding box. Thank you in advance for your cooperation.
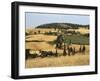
[83,33,89,37]
[44,31,57,35]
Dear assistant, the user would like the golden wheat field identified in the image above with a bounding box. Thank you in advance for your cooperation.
[26,34,57,42]
[25,54,89,68]
[26,28,89,34]
[67,28,89,34]
[26,28,58,34]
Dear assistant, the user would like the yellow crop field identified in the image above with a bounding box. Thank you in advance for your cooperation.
[67,28,89,34]
[25,54,89,68]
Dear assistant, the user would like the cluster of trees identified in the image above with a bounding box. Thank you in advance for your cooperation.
[63,30,80,35]
[44,31,57,35]
[55,34,86,56]
[63,23,89,29]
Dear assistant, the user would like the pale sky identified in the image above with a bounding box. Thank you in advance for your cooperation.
[25,12,90,28]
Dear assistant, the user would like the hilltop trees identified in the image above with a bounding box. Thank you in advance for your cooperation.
[36,23,89,29]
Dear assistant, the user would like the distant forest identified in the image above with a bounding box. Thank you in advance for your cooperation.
[36,23,89,29]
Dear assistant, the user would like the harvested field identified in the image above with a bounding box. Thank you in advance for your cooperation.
[26,34,57,42]
[25,54,89,68]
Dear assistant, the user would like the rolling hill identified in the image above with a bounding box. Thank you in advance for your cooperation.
[36,23,89,29]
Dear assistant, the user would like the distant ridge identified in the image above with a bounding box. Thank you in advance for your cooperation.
[36,23,89,29]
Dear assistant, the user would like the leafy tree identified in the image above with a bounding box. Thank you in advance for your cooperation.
[56,34,64,48]
[63,43,67,56]
[63,37,68,56]
[34,32,37,35]
[38,30,40,34]
[55,44,58,57]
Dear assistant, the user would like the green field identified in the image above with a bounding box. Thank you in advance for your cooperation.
[64,35,89,45]
[47,34,89,45]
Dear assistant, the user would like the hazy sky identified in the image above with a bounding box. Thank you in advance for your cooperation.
[25,12,90,28]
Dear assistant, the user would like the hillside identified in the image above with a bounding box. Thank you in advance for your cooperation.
[36,23,89,29]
